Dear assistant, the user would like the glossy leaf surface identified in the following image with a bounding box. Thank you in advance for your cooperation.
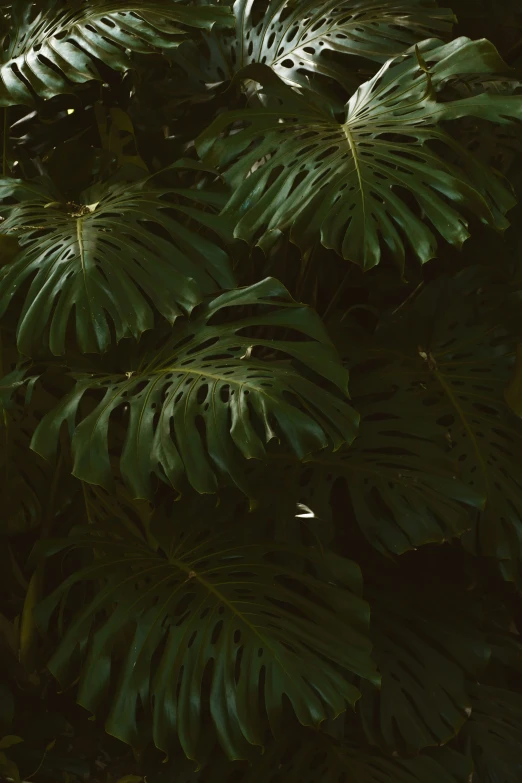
[31,279,359,496]
[0,175,235,354]
[198,38,521,268]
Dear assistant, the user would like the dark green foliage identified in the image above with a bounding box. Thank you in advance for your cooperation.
[1,1,522,781]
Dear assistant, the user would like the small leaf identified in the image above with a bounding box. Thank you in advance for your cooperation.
[0,735,24,749]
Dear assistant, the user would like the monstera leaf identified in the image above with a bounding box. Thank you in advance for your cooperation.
[167,728,472,782]
[34,514,377,759]
[0,173,235,355]
[292,334,483,555]
[0,0,234,106]
[358,575,489,753]
[439,72,522,175]
[199,0,455,92]
[249,738,470,783]
[361,269,522,566]
[197,37,522,269]
[462,684,522,783]
[30,278,359,497]
[302,268,522,563]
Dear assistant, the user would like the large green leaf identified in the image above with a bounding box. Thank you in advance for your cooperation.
[30,278,359,497]
[458,623,522,782]
[34,514,377,759]
[439,72,522,175]
[0,0,234,106]
[196,38,522,269]
[0,173,235,355]
[291,328,484,554]
[246,739,471,783]
[326,268,522,564]
[264,269,517,556]
[165,728,472,782]
[359,576,489,753]
[462,684,522,783]
[201,0,455,92]
[377,270,522,566]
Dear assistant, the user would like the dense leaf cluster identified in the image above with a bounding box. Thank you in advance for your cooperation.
[1,1,522,781]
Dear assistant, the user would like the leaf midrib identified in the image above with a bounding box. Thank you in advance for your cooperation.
[168,553,295,678]
[76,215,96,332]
[342,123,367,225]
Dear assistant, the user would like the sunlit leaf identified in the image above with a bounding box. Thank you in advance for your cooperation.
[197,38,521,269]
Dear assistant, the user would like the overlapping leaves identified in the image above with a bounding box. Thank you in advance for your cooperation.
[293,334,483,555]
[34,512,377,759]
[463,683,522,783]
[167,728,472,782]
[0,1,521,779]
[359,578,489,752]
[197,37,521,269]
[360,268,522,566]
[30,278,359,497]
[0,172,235,354]
[284,268,522,562]
[207,0,455,91]
[0,0,234,106]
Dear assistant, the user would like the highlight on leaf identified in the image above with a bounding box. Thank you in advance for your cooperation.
[30,278,359,497]
[197,37,521,269]
[0,173,235,355]
[0,0,234,106]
